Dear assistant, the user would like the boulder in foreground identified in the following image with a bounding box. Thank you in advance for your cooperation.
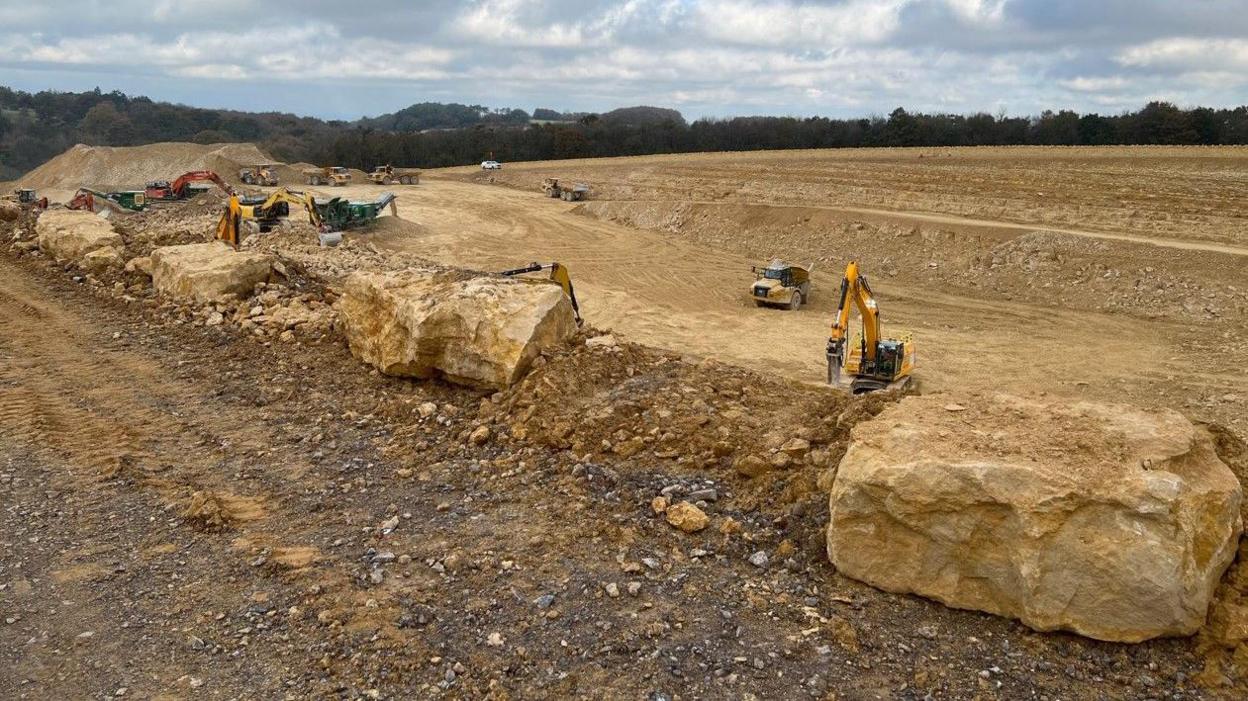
[150,242,273,303]
[36,209,122,262]
[338,270,577,389]
[827,393,1242,643]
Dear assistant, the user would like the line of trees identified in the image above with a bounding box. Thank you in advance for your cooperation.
[2,85,1246,180]
[317,103,1248,170]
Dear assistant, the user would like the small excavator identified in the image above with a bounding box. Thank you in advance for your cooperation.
[145,170,236,201]
[826,261,915,394]
[499,262,583,326]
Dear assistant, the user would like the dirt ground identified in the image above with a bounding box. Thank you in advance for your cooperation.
[3,144,1248,699]
[335,146,1248,440]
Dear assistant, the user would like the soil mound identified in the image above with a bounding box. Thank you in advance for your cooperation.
[16,142,280,192]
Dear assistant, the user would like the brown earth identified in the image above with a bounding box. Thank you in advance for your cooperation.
[2,144,1248,698]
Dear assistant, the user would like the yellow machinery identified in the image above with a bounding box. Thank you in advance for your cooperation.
[751,259,812,310]
[369,165,420,185]
[826,260,915,393]
[304,166,351,187]
[216,189,325,248]
[498,262,583,326]
[239,164,279,186]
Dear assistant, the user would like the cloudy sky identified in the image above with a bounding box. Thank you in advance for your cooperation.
[1,0,1245,120]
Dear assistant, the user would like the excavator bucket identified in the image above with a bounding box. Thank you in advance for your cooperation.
[216,196,243,249]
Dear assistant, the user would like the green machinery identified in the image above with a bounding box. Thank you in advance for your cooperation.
[67,187,148,213]
[313,192,397,232]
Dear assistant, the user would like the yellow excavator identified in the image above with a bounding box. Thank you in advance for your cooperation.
[826,261,915,394]
[216,189,325,248]
[498,262,583,326]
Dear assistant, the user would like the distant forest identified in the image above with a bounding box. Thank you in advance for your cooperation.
[2,86,1246,179]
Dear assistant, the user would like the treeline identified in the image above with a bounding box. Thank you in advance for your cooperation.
[318,103,1248,170]
[0,87,346,179]
[2,85,1246,179]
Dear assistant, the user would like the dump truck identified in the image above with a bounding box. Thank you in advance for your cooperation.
[541,178,590,202]
[368,165,420,185]
[239,164,279,186]
[304,166,351,187]
[751,259,812,310]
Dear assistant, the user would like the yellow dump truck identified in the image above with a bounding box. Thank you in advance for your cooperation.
[542,178,590,201]
[369,165,420,185]
[751,259,812,310]
[303,166,351,187]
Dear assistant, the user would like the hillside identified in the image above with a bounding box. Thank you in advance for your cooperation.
[15,142,282,193]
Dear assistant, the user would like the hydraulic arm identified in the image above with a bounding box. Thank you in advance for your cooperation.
[498,262,583,326]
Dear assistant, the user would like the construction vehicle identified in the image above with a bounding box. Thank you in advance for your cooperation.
[145,170,237,201]
[368,165,419,185]
[239,164,279,186]
[303,166,351,187]
[67,188,147,214]
[235,188,317,232]
[217,189,396,249]
[751,259,812,310]
[217,190,324,248]
[8,189,49,210]
[498,262,582,326]
[314,193,397,232]
[826,260,915,394]
[541,178,590,202]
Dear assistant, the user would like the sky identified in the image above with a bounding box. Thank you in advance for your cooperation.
[1,0,1246,121]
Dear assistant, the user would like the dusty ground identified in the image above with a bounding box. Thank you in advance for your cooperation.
[3,144,1248,699]
[337,146,1247,438]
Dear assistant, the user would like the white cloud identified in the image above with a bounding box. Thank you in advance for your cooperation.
[940,0,1007,25]
[1060,76,1128,93]
[0,24,455,82]
[1118,37,1248,72]
[455,0,590,47]
[695,0,909,45]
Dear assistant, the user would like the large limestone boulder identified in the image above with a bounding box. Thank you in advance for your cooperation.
[36,209,122,262]
[150,242,273,303]
[0,201,20,222]
[338,270,577,389]
[827,393,1242,643]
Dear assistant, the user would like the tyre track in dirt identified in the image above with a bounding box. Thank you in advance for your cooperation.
[0,258,397,672]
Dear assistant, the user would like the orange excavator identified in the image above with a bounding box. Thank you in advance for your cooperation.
[826,261,915,394]
[145,170,236,201]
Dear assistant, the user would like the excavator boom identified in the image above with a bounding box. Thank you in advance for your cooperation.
[146,170,236,201]
[498,262,583,326]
